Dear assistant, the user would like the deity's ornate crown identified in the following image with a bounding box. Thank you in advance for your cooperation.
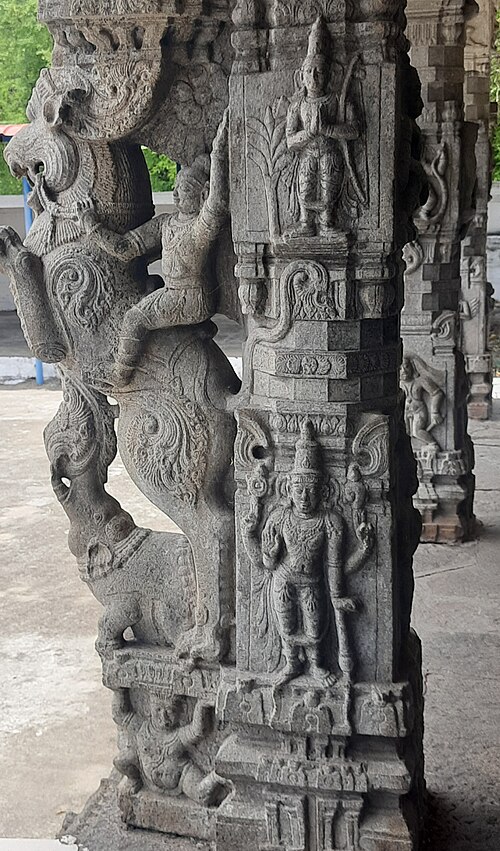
[304,16,330,67]
[292,420,322,478]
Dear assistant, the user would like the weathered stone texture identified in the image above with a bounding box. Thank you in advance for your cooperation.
[0,1,427,849]
[461,0,496,420]
[403,0,478,543]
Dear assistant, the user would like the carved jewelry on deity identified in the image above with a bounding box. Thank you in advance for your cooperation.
[242,420,375,687]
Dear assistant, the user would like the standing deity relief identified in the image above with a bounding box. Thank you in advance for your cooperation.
[285,17,367,237]
[241,420,375,688]
[247,16,368,242]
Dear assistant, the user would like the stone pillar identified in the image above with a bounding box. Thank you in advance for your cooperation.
[0,1,426,849]
[403,0,478,543]
[461,0,496,420]
[219,3,425,849]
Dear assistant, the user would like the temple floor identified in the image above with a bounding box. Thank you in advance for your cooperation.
[0,384,499,850]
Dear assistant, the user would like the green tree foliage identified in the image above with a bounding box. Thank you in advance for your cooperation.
[0,0,52,193]
[0,144,22,193]
[0,0,52,123]
[142,148,177,192]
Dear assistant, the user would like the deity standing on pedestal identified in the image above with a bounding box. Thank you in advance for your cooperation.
[286,17,360,236]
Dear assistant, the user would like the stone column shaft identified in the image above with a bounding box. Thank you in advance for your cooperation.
[403,0,478,543]
[1,1,426,848]
[216,2,426,849]
[461,0,496,420]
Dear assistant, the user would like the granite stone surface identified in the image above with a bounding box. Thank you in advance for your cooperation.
[0,1,451,848]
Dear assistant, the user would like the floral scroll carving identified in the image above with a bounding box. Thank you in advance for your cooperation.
[125,391,209,508]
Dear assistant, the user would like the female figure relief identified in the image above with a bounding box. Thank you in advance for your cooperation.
[400,355,445,448]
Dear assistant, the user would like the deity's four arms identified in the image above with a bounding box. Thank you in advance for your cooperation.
[242,421,375,688]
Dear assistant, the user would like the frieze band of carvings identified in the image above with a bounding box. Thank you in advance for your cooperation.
[269,412,347,437]
[217,675,416,738]
[255,347,397,378]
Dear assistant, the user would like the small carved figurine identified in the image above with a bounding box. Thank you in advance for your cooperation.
[242,420,375,687]
[135,695,228,806]
[344,462,368,527]
[286,17,360,236]
[400,355,445,448]
[82,109,230,386]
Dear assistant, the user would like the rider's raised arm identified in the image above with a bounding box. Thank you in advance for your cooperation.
[196,109,230,247]
[205,109,229,218]
[85,212,163,263]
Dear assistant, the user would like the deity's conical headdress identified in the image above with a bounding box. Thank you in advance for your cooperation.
[292,419,322,478]
[304,16,330,67]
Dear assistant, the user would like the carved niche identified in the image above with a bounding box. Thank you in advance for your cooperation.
[241,420,375,685]
[239,17,368,243]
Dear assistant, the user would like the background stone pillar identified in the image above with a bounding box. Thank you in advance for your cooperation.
[217,2,426,848]
[461,0,496,420]
[403,0,478,543]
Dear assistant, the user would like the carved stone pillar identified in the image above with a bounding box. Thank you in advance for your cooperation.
[2,0,241,843]
[403,0,478,543]
[461,0,496,420]
[0,0,425,849]
[220,3,425,849]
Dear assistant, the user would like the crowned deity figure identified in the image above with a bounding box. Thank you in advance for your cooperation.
[286,17,361,237]
[242,421,375,688]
